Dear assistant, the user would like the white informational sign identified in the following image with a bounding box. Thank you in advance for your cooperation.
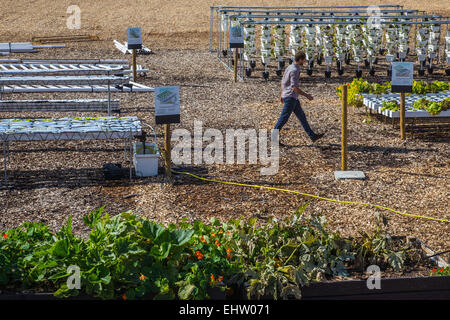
[391,62,413,93]
[155,86,180,124]
[229,24,244,48]
[127,27,142,50]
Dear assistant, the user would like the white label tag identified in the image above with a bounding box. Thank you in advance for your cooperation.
[155,86,180,117]
[392,62,413,87]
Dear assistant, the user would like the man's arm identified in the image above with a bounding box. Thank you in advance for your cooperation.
[290,68,313,101]
[293,86,313,101]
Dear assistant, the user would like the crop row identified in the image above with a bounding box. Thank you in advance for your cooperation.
[0,206,435,300]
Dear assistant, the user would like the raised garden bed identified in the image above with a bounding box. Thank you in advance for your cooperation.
[2,275,450,300]
[300,275,450,300]
[1,207,448,301]
[362,93,450,118]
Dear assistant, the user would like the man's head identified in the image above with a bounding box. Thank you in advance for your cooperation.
[294,51,306,65]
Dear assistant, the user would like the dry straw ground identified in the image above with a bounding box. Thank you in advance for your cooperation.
[0,1,449,264]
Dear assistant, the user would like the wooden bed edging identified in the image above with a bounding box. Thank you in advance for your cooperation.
[1,276,449,300]
[300,275,450,300]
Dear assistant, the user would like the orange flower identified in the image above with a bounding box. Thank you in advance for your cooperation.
[122,294,127,301]
[2,233,7,239]
[200,236,207,243]
[215,240,221,247]
[211,233,216,238]
[226,253,232,260]
[210,274,215,281]
[432,268,436,272]
[218,230,223,234]
[226,248,231,253]
[440,268,444,272]
[218,276,223,282]
[139,274,147,281]
[195,250,204,260]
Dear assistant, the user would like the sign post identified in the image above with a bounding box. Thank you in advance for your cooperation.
[132,49,137,81]
[341,85,348,171]
[127,27,142,82]
[334,84,366,181]
[391,62,413,140]
[164,124,171,179]
[155,86,180,180]
[229,23,244,82]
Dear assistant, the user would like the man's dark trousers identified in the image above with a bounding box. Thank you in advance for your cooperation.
[274,97,316,139]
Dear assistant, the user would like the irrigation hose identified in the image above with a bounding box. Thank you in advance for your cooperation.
[170,169,450,224]
[147,135,448,224]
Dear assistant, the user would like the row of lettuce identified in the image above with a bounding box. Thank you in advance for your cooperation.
[336,79,450,114]
[0,206,440,300]
[381,98,450,115]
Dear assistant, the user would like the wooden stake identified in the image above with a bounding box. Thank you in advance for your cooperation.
[234,48,238,83]
[132,49,137,82]
[341,85,348,171]
[400,92,406,140]
[164,124,172,179]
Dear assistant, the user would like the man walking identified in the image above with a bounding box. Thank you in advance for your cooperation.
[273,51,323,144]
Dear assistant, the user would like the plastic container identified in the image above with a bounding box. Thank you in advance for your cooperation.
[133,124,159,177]
[133,142,159,177]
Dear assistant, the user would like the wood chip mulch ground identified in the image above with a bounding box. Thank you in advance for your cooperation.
[0,42,448,263]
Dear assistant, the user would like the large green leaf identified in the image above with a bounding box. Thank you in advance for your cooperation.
[48,272,71,280]
[150,242,171,260]
[141,221,165,240]
[51,240,69,258]
[83,207,104,228]
[171,229,194,246]
[178,284,197,300]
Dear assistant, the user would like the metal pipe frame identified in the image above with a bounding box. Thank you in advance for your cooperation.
[213,11,435,56]
[211,5,448,80]
[228,14,444,21]
[213,5,403,10]
[223,9,420,16]
[240,19,450,25]
[210,4,406,52]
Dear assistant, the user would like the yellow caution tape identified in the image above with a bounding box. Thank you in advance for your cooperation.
[171,169,450,224]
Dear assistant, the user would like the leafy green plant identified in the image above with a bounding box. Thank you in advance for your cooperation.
[381,100,400,112]
[337,79,391,108]
[225,204,355,300]
[0,208,238,300]
[430,267,450,276]
[412,97,449,115]
[352,212,406,272]
[0,205,439,300]
[337,79,449,107]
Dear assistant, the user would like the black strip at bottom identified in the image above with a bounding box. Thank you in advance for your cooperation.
[391,85,412,93]
[155,114,180,124]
